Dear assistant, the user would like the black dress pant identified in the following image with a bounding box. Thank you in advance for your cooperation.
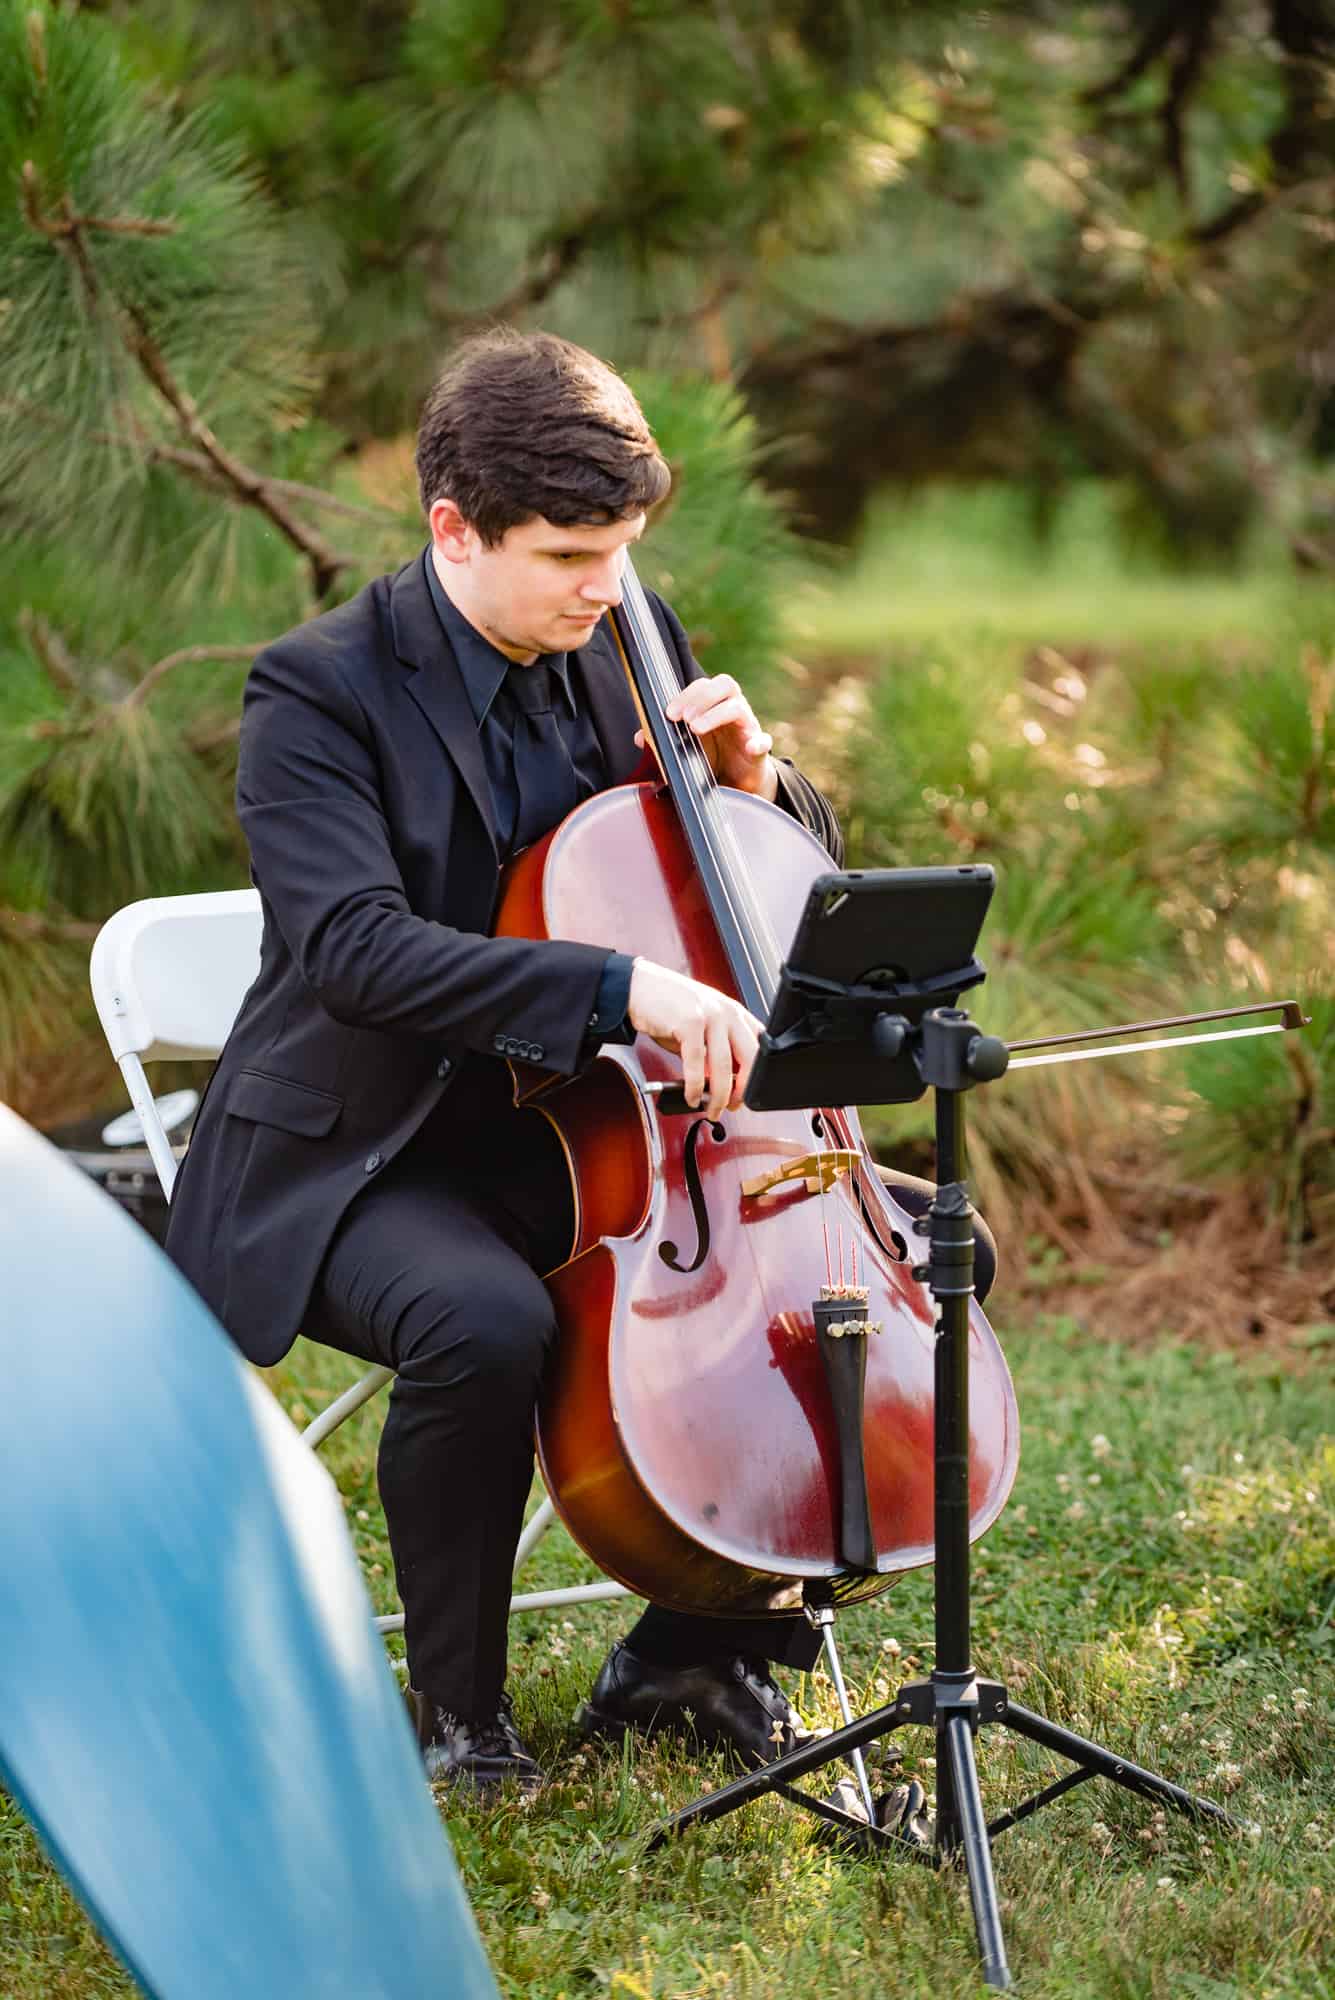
[303,1059,997,1720]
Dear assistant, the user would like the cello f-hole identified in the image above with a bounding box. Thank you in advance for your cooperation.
[658,1116,726,1274]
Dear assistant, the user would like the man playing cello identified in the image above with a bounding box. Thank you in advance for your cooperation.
[166,328,993,1794]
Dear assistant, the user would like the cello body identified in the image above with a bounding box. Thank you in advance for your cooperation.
[494,779,1019,1619]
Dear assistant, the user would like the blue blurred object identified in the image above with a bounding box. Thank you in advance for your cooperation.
[0,1105,499,2000]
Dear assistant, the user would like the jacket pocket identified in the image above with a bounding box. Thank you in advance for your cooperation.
[225,1068,343,1138]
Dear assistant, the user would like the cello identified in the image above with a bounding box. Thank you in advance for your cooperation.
[494,563,1018,1619]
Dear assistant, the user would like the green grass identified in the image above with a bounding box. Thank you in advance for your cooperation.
[4,482,1333,1992]
[789,484,1335,658]
[5,1319,1333,1998]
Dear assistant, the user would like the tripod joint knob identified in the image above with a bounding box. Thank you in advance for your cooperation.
[966,1033,1009,1082]
[872,1012,907,1061]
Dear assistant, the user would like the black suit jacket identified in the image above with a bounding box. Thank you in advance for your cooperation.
[165,554,842,1365]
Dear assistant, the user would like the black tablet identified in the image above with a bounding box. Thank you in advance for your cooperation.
[745,865,995,1110]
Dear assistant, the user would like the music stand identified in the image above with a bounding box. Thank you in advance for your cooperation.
[647,869,1240,1994]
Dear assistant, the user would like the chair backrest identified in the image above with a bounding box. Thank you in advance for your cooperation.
[90,890,263,1063]
[0,1106,499,2000]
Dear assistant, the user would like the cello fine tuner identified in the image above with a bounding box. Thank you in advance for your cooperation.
[816,1286,880,1338]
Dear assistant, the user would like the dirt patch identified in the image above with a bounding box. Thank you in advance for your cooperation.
[1004,1177,1335,1361]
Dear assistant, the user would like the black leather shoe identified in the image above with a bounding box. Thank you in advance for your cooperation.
[412,1690,544,1797]
[577,1641,814,1769]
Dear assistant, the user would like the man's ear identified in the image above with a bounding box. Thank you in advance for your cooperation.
[428,496,473,564]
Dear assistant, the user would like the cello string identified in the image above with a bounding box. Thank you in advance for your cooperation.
[622,566,788,994]
[620,564,846,1295]
[617,576,784,1129]
[622,568,849,1285]
[619,567,781,1002]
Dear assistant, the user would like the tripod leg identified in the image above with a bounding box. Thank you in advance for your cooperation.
[647,1702,908,1848]
[1003,1704,1239,1829]
[943,1714,1012,1992]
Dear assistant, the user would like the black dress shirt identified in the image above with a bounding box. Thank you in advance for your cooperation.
[423,550,635,1047]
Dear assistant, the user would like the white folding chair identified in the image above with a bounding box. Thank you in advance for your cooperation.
[90,890,628,1628]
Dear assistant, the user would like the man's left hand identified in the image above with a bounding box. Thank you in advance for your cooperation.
[635,675,778,801]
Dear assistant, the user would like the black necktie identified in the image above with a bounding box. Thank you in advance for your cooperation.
[507,662,580,852]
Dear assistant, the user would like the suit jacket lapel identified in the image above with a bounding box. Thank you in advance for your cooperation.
[390,557,499,861]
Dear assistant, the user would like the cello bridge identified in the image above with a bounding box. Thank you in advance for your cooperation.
[740,1150,859,1200]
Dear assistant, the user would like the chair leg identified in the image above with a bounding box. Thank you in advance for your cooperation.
[316,1417,632,1632]
[301,1365,394,1449]
[373,1578,632,1636]
[511,1581,631,1614]
[510,1493,633,1615]
[512,1494,558,1573]
[118,1052,180,1201]
[821,1618,877,1822]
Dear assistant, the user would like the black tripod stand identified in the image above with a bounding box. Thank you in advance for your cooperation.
[648,998,1240,1993]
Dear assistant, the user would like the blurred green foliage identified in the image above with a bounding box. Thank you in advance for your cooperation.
[777,482,1334,1243]
[0,1,1330,1253]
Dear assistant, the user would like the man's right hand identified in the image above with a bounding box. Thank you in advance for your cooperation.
[626,960,764,1123]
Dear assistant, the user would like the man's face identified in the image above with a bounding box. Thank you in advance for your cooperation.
[429,503,646,663]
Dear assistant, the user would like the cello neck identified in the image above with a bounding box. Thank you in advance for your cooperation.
[611,562,783,1019]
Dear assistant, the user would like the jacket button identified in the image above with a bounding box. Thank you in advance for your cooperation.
[436,1057,453,1080]
[364,1152,383,1174]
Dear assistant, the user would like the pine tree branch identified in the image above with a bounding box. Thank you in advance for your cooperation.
[462,213,603,326]
[1081,6,1181,105]
[1080,4,1223,208]
[1196,2,1335,243]
[121,644,264,711]
[17,615,257,723]
[19,162,354,599]
[0,400,398,528]
[185,715,243,753]
[1163,10,1215,205]
[17,162,178,240]
[121,305,351,598]
[137,445,399,525]
[16,610,84,699]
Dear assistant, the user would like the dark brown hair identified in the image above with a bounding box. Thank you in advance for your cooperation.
[415,327,671,544]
